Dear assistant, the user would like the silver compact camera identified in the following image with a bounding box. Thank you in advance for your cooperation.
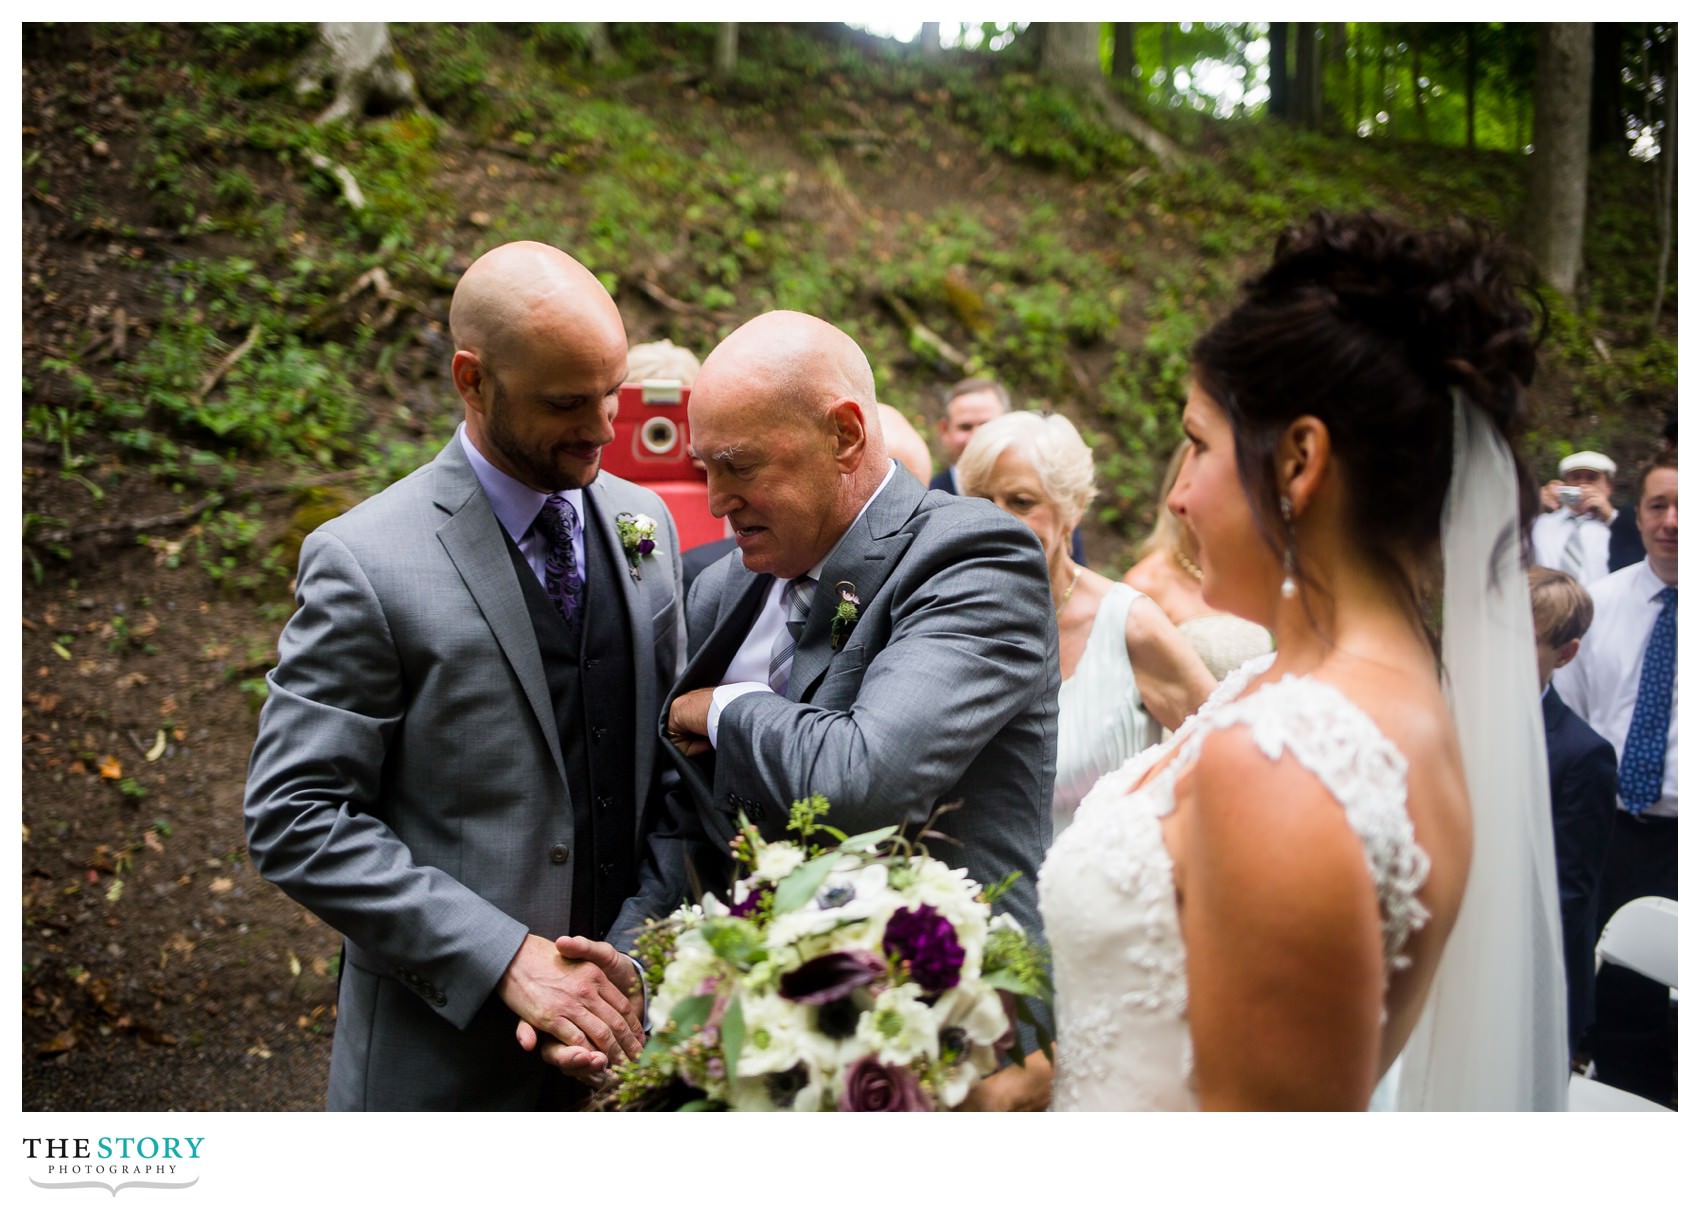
[1557,486,1584,510]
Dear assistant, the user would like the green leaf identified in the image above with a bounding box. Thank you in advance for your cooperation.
[676,1099,720,1112]
[769,852,842,916]
[837,825,898,851]
[982,969,1043,997]
[698,917,765,968]
[665,994,714,1038]
[720,997,745,1084]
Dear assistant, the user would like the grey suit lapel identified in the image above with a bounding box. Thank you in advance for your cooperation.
[431,440,568,789]
[789,467,922,699]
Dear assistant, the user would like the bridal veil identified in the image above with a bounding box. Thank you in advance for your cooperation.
[1393,395,1569,1110]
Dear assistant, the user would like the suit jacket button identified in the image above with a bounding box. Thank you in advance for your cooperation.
[549,844,569,865]
[434,994,446,1007]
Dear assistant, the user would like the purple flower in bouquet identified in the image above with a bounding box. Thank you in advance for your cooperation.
[882,904,965,992]
[838,1056,933,1111]
[778,949,886,1005]
[728,886,763,918]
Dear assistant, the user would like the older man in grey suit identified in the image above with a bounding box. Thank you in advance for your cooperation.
[613,311,1056,962]
[244,242,685,1109]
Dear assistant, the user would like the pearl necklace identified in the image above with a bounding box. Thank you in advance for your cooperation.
[1173,548,1204,581]
[1056,563,1082,616]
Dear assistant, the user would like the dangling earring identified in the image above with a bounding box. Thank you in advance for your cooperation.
[1279,495,1298,599]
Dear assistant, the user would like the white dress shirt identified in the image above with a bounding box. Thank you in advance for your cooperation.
[1552,559,1678,818]
[458,424,585,591]
[1530,506,1613,585]
[707,461,898,745]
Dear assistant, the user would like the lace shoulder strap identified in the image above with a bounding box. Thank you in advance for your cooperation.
[1178,673,1432,971]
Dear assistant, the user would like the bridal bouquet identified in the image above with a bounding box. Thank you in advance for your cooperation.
[608,796,1051,1111]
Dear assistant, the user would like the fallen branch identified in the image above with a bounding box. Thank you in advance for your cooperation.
[634,275,733,323]
[879,291,972,375]
[306,266,420,336]
[30,492,225,546]
[810,128,891,147]
[303,149,366,210]
[194,323,262,405]
[610,66,705,95]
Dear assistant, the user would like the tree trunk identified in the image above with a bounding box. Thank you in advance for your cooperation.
[713,22,738,81]
[1352,26,1365,134]
[1038,21,1102,80]
[918,22,941,55]
[1269,23,1290,119]
[294,22,422,126]
[1324,22,1347,128]
[1112,22,1135,79]
[1529,23,1594,299]
[1466,24,1478,151]
[1409,28,1429,142]
[1590,22,1625,152]
[1650,31,1675,328]
[1378,40,1391,137]
[1294,22,1322,128]
[578,22,614,65]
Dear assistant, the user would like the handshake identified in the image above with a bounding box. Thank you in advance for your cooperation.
[497,934,646,1086]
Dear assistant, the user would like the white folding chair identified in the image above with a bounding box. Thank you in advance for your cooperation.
[1568,1073,1673,1112]
[1569,896,1678,1108]
[1595,895,1678,993]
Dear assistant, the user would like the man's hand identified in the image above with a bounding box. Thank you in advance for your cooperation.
[665,688,716,757]
[498,933,643,1082]
[513,937,648,1081]
[1576,483,1616,523]
[1540,480,1565,512]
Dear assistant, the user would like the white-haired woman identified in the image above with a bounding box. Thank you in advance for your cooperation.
[958,411,1215,837]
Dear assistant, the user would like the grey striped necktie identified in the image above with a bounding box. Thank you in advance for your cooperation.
[1561,514,1587,580]
[767,576,817,695]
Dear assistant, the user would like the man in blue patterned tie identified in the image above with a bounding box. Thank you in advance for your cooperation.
[1552,450,1678,1102]
[245,242,688,1108]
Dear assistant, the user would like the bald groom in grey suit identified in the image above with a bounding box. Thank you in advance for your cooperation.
[245,243,685,1109]
[622,311,1057,965]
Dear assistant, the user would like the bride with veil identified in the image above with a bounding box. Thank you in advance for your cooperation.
[968,211,1568,1111]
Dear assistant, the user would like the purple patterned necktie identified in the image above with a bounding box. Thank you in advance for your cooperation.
[533,493,584,627]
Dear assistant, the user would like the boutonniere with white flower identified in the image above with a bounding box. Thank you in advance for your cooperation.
[830,581,860,651]
[614,512,660,580]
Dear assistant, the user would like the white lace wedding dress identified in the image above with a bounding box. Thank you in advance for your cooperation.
[1037,652,1433,1110]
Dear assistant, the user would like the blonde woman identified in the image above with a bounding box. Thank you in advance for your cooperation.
[1124,442,1272,681]
[958,411,1215,837]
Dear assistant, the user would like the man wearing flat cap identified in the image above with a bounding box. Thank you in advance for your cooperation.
[1534,451,1619,585]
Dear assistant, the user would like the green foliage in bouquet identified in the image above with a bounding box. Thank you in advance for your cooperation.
[607,796,1051,1111]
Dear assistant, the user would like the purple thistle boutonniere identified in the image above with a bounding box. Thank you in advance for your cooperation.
[614,512,659,580]
[830,581,860,651]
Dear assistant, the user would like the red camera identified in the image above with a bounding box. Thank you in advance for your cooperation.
[603,381,727,551]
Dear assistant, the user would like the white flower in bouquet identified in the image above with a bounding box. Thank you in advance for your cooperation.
[749,839,807,884]
[733,991,812,1078]
[856,983,941,1066]
[765,859,900,950]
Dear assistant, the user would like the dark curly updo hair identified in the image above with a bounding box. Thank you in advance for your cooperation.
[1191,211,1541,628]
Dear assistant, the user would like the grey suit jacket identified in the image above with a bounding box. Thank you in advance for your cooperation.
[628,468,1057,952]
[244,434,684,1109]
